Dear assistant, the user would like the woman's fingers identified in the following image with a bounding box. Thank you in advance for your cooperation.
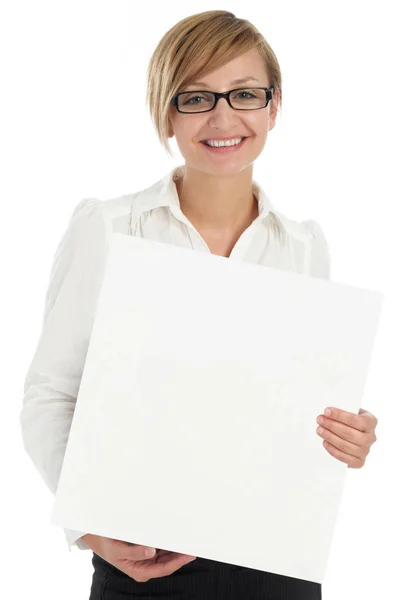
[113,539,158,561]
[128,551,197,581]
[112,539,196,582]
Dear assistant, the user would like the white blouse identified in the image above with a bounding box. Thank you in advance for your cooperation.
[19,164,331,552]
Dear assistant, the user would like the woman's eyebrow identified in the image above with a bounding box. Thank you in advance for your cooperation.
[186,76,261,89]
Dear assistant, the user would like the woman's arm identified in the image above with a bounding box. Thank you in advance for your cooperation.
[19,198,111,551]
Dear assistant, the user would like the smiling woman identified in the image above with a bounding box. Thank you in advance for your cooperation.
[19,9,328,600]
[89,9,320,600]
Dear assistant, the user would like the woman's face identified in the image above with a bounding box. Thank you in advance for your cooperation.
[167,47,280,176]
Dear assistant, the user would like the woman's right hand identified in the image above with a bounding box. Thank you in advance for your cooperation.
[81,534,197,583]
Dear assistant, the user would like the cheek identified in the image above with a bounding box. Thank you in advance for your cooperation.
[245,116,267,136]
[176,123,200,146]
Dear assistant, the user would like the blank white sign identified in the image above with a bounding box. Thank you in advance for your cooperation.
[51,233,384,583]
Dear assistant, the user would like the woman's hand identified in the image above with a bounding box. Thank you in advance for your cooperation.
[316,407,378,468]
[82,534,196,583]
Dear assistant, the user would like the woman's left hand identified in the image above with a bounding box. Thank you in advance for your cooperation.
[316,407,378,468]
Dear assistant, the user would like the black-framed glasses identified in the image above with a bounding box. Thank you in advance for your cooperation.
[170,86,277,114]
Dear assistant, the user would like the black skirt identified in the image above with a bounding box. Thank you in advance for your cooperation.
[89,551,321,600]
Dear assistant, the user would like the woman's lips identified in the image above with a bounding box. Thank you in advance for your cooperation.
[200,137,248,153]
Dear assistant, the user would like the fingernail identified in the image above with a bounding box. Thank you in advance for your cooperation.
[145,547,156,557]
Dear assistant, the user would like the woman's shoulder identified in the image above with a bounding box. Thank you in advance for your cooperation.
[272,209,331,280]
[70,192,138,236]
[271,208,323,241]
[300,218,331,281]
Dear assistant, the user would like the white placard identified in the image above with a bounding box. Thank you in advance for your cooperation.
[51,233,384,583]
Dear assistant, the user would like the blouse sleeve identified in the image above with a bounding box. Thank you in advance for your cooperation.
[19,198,111,551]
[301,218,331,281]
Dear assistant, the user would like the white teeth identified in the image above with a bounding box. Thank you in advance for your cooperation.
[204,137,244,147]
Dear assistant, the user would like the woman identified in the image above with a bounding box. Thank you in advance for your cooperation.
[20,9,378,600]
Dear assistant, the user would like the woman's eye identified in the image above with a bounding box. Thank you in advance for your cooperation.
[186,96,205,104]
[237,91,255,99]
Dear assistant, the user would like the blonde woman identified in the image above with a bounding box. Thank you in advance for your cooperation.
[20,9,378,600]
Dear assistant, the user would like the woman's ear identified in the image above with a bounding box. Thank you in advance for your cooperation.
[269,88,280,131]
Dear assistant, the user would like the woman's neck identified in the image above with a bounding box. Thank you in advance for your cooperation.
[174,167,259,236]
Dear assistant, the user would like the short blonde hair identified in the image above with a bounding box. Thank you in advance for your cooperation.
[146,10,283,158]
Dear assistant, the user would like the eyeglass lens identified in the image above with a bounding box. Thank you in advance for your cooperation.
[177,88,267,112]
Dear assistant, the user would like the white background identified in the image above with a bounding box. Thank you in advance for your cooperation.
[2,1,409,598]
